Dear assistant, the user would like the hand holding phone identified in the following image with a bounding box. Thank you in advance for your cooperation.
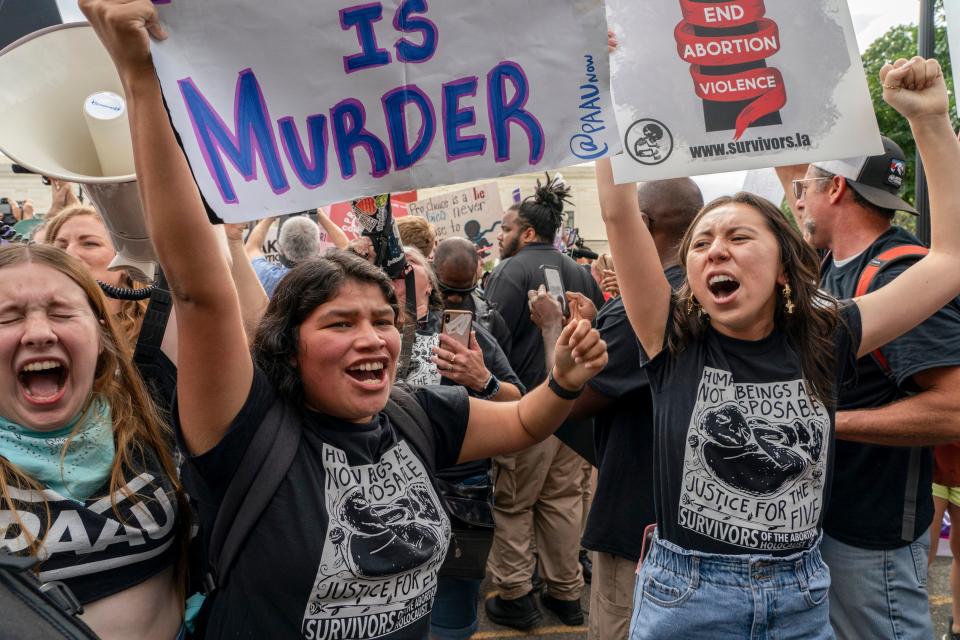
[441,310,473,348]
[540,265,567,314]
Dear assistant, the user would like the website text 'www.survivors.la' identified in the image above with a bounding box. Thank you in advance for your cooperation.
[688,132,812,159]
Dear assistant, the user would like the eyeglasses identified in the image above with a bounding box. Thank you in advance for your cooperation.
[437,280,477,297]
[791,177,831,201]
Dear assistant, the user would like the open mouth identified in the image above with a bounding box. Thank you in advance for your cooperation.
[707,274,741,301]
[17,360,68,403]
[346,361,386,386]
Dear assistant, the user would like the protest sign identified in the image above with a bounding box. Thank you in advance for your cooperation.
[328,191,415,241]
[407,183,503,260]
[150,0,618,223]
[607,0,883,182]
[946,0,960,120]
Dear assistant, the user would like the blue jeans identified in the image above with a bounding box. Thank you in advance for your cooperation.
[629,535,834,640]
[820,531,933,640]
[429,576,481,639]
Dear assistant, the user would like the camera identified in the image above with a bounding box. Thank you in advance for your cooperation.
[0,198,15,227]
[352,194,408,279]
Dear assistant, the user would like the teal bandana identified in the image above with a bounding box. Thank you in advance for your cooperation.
[0,396,115,503]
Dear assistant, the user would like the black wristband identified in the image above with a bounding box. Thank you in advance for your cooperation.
[473,374,501,401]
[548,371,583,400]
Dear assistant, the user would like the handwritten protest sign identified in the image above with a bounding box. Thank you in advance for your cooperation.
[150,0,618,223]
[607,0,882,182]
[407,183,503,260]
[946,0,960,119]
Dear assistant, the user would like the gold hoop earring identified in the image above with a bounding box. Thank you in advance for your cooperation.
[783,284,795,315]
[686,293,705,319]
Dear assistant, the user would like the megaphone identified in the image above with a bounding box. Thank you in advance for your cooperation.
[0,22,156,282]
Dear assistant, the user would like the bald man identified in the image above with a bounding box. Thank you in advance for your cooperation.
[433,237,512,358]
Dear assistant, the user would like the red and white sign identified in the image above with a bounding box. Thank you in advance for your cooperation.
[607,0,882,181]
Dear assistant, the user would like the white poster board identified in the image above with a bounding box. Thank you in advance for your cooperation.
[407,183,503,260]
[151,0,619,223]
[946,0,960,120]
[607,0,883,182]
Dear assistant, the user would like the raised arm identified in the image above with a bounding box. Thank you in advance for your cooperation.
[317,207,349,250]
[855,57,960,358]
[81,0,253,454]
[774,164,809,234]
[244,217,275,259]
[456,317,607,463]
[596,158,672,358]
[224,223,270,343]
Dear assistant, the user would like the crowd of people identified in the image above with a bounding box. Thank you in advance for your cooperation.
[3,1,960,639]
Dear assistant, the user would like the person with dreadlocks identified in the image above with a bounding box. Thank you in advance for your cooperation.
[483,175,606,630]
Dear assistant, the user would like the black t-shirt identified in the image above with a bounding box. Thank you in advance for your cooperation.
[643,304,861,556]
[820,227,960,548]
[180,370,470,639]
[582,266,684,562]
[485,244,605,390]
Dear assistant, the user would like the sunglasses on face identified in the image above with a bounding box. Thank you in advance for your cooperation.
[791,177,831,200]
[437,280,477,297]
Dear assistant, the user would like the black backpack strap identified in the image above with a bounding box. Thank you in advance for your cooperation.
[205,399,301,593]
[385,385,436,467]
[132,272,176,414]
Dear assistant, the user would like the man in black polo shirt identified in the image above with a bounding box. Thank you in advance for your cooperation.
[573,178,702,639]
[483,194,605,630]
[791,137,960,640]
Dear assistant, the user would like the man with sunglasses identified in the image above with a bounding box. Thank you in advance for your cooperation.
[785,136,960,640]
[434,237,513,359]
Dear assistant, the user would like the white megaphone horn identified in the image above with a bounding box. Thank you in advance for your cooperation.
[0,22,156,282]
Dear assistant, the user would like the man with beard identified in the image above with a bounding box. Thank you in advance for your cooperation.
[482,178,605,630]
[788,137,960,640]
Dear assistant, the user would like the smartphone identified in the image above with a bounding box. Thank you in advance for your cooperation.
[541,265,567,314]
[441,310,473,348]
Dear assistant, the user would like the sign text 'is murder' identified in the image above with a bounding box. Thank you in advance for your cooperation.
[150,0,617,221]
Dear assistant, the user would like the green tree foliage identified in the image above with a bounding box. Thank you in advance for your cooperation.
[861,2,960,230]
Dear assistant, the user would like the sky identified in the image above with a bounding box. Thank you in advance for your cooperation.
[56,0,921,53]
[850,0,922,52]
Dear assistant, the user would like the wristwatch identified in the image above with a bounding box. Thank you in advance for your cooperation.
[473,374,501,400]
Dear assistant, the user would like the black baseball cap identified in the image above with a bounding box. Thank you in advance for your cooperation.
[811,136,917,215]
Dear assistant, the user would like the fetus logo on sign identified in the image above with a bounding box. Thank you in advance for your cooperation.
[624,118,674,165]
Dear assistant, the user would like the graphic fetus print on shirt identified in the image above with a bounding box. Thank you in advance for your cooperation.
[679,367,830,552]
[301,441,450,639]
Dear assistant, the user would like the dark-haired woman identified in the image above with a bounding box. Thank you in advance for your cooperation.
[79,3,608,638]
[0,244,187,639]
[598,58,960,638]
